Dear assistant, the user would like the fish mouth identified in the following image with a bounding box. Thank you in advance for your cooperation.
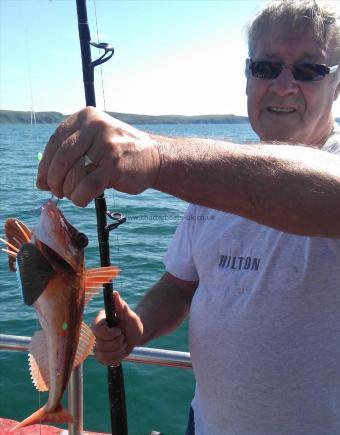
[34,200,87,270]
[37,239,74,271]
[266,106,297,114]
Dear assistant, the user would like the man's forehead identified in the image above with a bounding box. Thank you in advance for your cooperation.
[252,23,327,62]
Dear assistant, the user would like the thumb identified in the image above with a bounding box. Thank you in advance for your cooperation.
[113,291,128,318]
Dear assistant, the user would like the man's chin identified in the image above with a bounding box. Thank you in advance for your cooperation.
[254,125,302,144]
[259,133,299,144]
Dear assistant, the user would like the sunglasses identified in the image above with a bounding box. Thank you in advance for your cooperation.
[248,59,339,82]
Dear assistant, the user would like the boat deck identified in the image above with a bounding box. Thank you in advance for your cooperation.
[0,418,108,434]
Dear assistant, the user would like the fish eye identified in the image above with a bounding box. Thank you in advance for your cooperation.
[72,232,88,248]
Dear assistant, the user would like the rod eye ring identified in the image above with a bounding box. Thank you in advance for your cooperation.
[90,41,114,52]
[89,41,114,68]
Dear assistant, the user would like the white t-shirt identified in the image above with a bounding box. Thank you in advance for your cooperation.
[164,127,340,435]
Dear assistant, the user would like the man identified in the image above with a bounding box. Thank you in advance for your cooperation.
[37,0,340,433]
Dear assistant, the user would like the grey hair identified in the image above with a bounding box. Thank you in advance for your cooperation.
[247,0,340,63]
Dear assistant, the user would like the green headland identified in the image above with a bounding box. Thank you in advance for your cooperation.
[0,110,249,125]
[1,110,339,125]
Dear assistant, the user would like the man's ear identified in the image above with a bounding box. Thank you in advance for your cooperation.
[245,59,250,76]
[245,59,250,96]
[334,79,340,101]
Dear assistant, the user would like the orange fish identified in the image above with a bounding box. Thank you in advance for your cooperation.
[1,200,119,431]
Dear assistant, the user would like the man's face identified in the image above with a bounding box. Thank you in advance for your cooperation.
[246,24,340,145]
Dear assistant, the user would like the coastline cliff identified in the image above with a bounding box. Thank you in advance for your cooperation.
[0,110,249,125]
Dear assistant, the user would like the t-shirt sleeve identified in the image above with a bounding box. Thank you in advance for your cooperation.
[322,124,340,155]
[164,204,199,281]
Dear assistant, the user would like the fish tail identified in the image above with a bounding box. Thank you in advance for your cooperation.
[10,404,73,431]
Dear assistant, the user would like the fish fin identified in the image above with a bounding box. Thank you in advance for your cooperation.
[84,284,102,306]
[73,322,96,368]
[4,218,31,271]
[10,404,73,431]
[17,243,55,305]
[28,330,50,392]
[84,266,119,305]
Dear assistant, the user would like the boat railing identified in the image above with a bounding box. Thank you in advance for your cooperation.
[0,333,192,435]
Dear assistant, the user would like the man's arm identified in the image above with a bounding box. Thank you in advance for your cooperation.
[135,272,198,345]
[37,107,340,237]
[154,136,340,237]
[92,273,198,365]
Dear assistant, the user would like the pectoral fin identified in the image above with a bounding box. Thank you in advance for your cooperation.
[84,266,119,305]
[29,324,95,390]
[28,330,50,392]
[4,218,31,271]
[73,322,96,367]
[17,243,54,305]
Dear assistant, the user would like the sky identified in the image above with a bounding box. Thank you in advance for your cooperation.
[1,0,340,117]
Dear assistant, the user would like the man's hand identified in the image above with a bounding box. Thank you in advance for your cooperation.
[92,291,143,366]
[36,107,160,207]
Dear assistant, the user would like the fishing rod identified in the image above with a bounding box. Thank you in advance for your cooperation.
[75,1,128,434]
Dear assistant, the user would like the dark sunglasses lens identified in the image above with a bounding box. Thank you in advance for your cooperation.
[251,61,282,79]
[293,64,327,81]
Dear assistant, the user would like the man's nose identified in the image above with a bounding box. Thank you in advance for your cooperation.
[269,66,299,97]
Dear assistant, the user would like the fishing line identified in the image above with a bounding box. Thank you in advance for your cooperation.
[21,1,43,430]
[77,1,128,431]
[91,0,125,287]
[90,3,143,430]
[92,0,108,113]
[127,363,142,432]
[22,10,39,198]
[90,0,129,402]
[88,3,141,432]
[91,0,124,294]
[89,15,132,426]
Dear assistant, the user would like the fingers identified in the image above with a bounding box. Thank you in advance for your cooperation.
[70,164,110,207]
[113,290,130,318]
[37,107,105,199]
[93,328,127,366]
[36,134,60,191]
[36,105,159,206]
[37,107,114,204]
[37,111,85,191]
[91,292,143,366]
[92,310,127,366]
[46,130,89,197]
[62,157,87,200]
[62,154,101,202]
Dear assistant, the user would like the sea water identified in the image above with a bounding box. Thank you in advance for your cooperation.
[0,122,258,434]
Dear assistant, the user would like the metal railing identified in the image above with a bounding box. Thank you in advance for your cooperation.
[0,334,192,434]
